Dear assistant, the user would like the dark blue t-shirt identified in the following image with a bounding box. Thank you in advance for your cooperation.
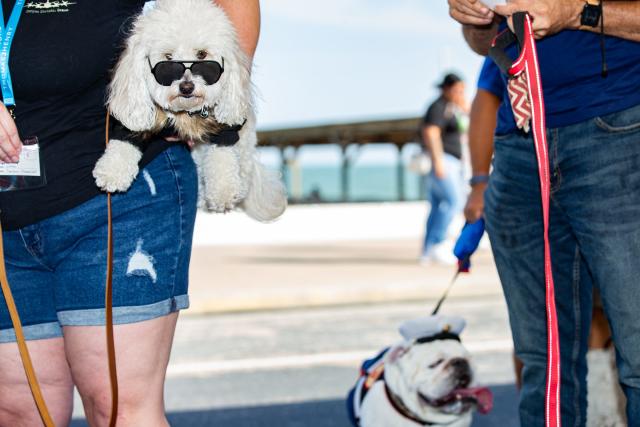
[491,28,640,135]
[476,57,513,134]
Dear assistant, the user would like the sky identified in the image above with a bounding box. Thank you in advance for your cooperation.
[252,0,486,130]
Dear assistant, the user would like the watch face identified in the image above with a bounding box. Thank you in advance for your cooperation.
[581,4,601,27]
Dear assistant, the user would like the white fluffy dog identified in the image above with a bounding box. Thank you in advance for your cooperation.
[93,0,287,221]
[348,316,492,427]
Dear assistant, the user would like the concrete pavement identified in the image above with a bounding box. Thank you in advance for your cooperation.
[187,238,502,315]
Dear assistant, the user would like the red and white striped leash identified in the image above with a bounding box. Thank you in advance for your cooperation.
[490,13,562,427]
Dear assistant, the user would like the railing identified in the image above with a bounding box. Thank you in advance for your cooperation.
[257,116,425,203]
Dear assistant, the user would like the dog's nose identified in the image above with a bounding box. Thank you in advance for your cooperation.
[179,81,195,96]
[450,357,469,369]
[449,358,472,388]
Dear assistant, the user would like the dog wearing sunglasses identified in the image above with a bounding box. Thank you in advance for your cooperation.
[92,0,287,221]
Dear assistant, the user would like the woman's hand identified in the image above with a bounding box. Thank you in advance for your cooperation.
[0,103,22,163]
[448,0,495,26]
[495,0,583,39]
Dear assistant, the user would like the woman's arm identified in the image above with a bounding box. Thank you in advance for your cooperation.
[215,0,261,59]
[422,125,447,179]
[0,104,22,163]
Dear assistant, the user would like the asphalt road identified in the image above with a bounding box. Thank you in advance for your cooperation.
[71,296,519,426]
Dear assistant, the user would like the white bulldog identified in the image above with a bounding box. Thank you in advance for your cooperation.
[348,316,492,427]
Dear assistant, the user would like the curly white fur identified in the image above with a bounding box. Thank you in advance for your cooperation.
[96,0,287,221]
[93,140,142,193]
[587,349,626,427]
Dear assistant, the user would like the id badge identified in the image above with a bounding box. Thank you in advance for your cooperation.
[0,136,47,192]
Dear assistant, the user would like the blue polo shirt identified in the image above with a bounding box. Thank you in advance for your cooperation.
[489,29,640,135]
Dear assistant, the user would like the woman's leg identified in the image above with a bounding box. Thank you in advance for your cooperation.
[0,338,74,427]
[423,175,443,254]
[424,155,463,252]
[63,314,178,427]
[0,227,75,426]
[45,145,197,427]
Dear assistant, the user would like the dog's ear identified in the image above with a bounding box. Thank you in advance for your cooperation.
[387,344,410,364]
[108,31,156,131]
[213,48,253,126]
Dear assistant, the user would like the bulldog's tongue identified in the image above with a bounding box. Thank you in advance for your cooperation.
[454,387,493,414]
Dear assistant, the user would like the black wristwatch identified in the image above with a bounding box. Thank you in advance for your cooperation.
[581,0,602,28]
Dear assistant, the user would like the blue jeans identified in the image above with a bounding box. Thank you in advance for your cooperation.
[423,153,464,254]
[485,103,640,426]
[0,144,198,342]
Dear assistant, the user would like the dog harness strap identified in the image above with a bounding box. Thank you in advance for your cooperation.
[0,221,56,427]
[351,353,439,427]
[491,13,562,427]
[210,121,245,147]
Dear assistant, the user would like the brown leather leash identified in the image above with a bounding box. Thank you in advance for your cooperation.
[105,113,119,427]
[0,111,119,426]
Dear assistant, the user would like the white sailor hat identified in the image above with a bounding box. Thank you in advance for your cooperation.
[398,315,466,342]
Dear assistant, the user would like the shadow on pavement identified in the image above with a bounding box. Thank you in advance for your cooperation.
[71,384,518,427]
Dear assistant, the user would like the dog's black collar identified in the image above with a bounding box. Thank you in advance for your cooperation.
[415,332,461,345]
[382,374,459,426]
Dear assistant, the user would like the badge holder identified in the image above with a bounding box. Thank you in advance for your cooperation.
[0,136,46,192]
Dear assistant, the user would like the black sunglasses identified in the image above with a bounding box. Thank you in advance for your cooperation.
[148,57,225,86]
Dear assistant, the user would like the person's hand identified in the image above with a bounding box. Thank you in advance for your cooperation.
[0,103,22,163]
[448,0,495,26]
[495,0,583,39]
[433,160,447,179]
[464,183,487,223]
[164,134,196,148]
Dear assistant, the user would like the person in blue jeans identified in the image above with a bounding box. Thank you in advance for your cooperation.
[449,0,640,425]
[421,73,469,265]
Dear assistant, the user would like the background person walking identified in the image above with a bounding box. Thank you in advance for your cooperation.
[420,73,469,266]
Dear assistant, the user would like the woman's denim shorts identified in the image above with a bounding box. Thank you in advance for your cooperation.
[0,144,198,343]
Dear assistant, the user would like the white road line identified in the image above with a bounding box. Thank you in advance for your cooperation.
[167,339,513,378]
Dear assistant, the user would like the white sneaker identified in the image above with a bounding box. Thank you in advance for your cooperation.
[419,255,432,266]
[423,244,457,266]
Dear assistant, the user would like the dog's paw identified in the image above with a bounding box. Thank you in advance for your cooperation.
[202,185,246,213]
[93,140,142,192]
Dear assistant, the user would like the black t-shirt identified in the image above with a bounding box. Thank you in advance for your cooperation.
[0,0,173,230]
[422,96,463,160]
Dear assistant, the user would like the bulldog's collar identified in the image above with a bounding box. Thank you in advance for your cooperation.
[383,375,440,426]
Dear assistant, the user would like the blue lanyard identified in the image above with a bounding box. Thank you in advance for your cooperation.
[0,0,25,109]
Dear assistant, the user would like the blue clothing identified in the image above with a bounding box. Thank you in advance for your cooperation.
[0,144,198,342]
[423,154,464,254]
[346,348,389,426]
[477,58,512,132]
[484,103,640,425]
[477,57,505,99]
[495,30,640,134]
